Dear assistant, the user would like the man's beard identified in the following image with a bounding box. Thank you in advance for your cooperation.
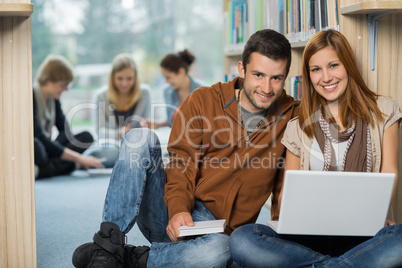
[243,85,275,111]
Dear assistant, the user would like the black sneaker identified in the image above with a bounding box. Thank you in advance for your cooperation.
[72,242,149,268]
[89,222,125,268]
[72,242,93,268]
[124,245,149,268]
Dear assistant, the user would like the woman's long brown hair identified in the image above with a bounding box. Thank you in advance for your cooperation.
[299,29,382,137]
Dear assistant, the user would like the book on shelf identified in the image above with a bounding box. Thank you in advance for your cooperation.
[255,0,264,31]
[278,0,285,34]
[225,0,248,52]
[225,64,239,82]
[224,0,287,53]
[265,0,279,33]
[289,75,302,100]
[321,0,327,30]
[285,0,339,44]
[178,219,227,237]
[327,0,339,29]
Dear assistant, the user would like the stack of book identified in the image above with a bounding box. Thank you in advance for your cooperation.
[225,64,239,82]
[249,0,286,35]
[179,219,227,237]
[224,0,248,53]
[286,0,340,43]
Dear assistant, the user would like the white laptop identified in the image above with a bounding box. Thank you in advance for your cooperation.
[267,170,395,236]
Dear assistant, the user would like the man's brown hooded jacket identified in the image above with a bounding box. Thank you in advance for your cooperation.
[165,77,299,234]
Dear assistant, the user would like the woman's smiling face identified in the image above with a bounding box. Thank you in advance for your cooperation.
[308,46,348,104]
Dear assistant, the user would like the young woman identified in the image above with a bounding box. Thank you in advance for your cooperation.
[91,53,151,167]
[157,49,206,128]
[33,55,104,178]
[229,29,402,267]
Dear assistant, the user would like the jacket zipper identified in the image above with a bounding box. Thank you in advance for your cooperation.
[246,114,285,148]
[220,88,294,149]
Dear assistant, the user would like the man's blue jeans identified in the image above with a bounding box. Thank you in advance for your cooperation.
[229,223,402,267]
[102,129,231,267]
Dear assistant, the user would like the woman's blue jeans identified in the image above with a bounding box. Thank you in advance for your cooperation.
[229,223,402,268]
[102,129,231,267]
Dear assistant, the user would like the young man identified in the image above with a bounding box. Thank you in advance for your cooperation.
[72,29,299,267]
[34,55,104,178]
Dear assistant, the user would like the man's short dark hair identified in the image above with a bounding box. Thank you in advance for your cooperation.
[242,29,291,76]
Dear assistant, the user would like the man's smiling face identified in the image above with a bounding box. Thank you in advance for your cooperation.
[238,52,287,113]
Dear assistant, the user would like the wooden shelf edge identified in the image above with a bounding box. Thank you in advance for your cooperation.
[224,41,245,57]
[341,2,402,15]
[290,40,309,48]
[0,3,34,17]
[224,50,243,57]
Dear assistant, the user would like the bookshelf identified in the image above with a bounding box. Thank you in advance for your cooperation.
[222,0,402,222]
[223,0,285,80]
[340,1,402,14]
[223,0,341,92]
[0,0,36,267]
[223,0,244,80]
[0,3,33,17]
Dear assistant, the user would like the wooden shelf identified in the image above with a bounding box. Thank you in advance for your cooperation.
[224,50,243,57]
[341,1,402,15]
[0,3,33,17]
[290,40,309,48]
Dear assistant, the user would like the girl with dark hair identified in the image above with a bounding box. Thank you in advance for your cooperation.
[158,49,207,127]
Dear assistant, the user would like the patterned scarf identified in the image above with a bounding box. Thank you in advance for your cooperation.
[312,106,372,172]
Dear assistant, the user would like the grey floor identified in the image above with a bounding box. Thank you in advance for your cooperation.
[35,171,270,268]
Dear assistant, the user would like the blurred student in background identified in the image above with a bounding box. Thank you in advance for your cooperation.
[154,49,207,128]
[89,53,151,167]
[33,55,104,179]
